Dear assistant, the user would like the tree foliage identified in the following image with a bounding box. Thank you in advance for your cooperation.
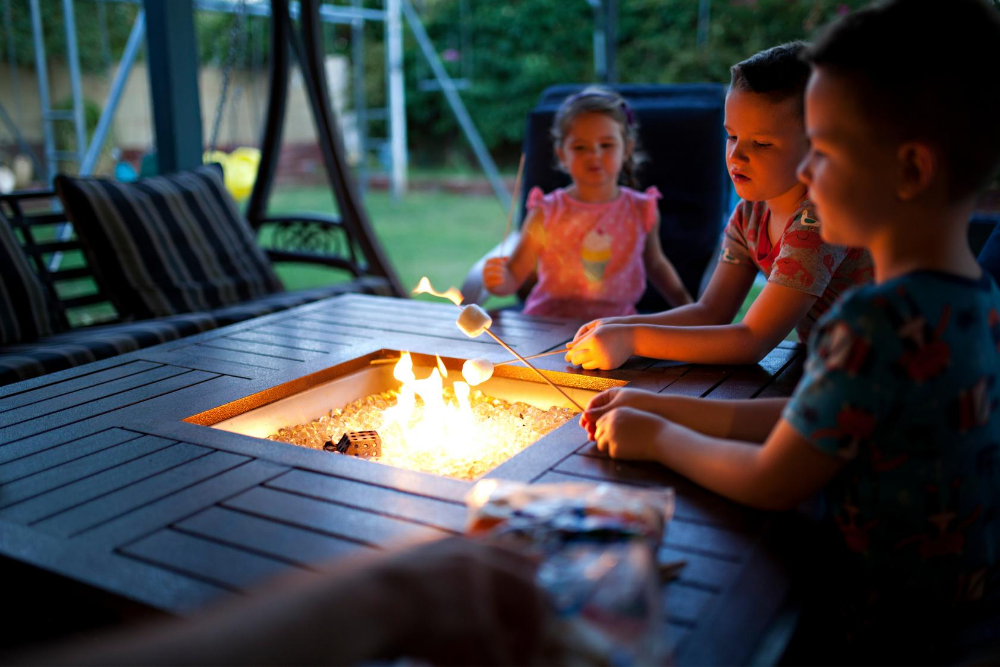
[404,0,872,164]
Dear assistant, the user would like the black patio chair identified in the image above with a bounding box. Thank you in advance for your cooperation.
[463,83,732,312]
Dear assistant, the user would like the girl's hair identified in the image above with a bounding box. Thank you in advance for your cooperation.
[730,41,811,115]
[551,86,643,188]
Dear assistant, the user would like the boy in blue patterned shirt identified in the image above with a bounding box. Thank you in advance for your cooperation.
[580,0,1000,659]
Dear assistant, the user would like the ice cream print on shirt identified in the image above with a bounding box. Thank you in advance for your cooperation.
[581,226,613,282]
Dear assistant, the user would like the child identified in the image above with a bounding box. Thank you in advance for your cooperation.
[566,43,874,369]
[483,87,693,320]
[582,0,1000,659]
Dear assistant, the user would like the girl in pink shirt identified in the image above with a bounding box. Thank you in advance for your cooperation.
[483,88,692,320]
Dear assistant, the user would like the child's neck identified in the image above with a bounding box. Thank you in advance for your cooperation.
[764,183,809,226]
[870,201,981,283]
[568,182,620,203]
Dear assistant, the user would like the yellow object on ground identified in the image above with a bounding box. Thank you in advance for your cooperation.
[203,147,261,201]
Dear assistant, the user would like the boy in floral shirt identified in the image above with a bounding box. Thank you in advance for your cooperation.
[581,0,1000,659]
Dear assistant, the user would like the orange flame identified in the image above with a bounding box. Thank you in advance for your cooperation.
[413,276,464,306]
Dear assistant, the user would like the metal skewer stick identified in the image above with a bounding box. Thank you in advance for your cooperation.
[495,349,566,365]
[482,328,585,412]
[373,348,566,367]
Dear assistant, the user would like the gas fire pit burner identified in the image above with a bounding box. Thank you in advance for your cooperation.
[269,384,575,480]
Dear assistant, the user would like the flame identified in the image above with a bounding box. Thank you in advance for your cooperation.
[413,276,464,306]
[375,352,508,477]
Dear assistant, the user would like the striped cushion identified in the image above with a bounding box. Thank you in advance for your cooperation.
[0,210,56,344]
[0,311,219,387]
[0,277,391,386]
[54,164,284,320]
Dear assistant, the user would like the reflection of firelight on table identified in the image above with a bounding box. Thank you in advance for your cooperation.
[268,352,576,480]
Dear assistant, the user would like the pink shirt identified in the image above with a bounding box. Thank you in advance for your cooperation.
[523,186,660,319]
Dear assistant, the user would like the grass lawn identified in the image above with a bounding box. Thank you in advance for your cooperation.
[267,185,515,306]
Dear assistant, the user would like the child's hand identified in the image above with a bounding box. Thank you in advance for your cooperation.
[572,316,623,343]
[564,324,634,370]
[580,387,654,440]
[483,257,519,296]
[593,406,668,463]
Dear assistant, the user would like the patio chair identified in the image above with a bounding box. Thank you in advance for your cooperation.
[462,83,732,312]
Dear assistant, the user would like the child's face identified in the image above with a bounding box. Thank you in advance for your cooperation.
[557,112,629,192]
[797,68,899,247]
[724,88,809,203]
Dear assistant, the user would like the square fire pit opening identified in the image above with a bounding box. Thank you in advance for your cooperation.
[187,350,619,481]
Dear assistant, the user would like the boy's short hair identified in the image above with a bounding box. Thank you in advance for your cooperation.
[803,0,1000,202]
[729,42,811,114]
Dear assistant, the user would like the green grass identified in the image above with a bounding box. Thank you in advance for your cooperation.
[266,186,510,303]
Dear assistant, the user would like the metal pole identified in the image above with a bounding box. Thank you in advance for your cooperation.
[697,0,711,48]
[401,0,509,211]
[385,0,407,198]
[605,0,617,83]
[589,0,606,82]
[3,0,22,127]
[352,0,368,191]
[63,0,88,167]
[29,0,55,182]
[81,10,146,175]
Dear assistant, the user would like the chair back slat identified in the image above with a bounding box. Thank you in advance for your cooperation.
[0,190,121,330]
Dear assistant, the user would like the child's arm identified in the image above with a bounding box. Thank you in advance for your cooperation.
[482,209,544,296]
[579,386,786,444]
[571,258,757,343]
[566,279,817,369]
[593,407,844,511]
[643,217,694,308]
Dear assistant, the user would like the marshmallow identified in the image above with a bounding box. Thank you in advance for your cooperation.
[462,358,494,386]
[456,304,493,338]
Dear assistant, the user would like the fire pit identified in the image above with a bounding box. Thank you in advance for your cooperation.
[195,350,609,480]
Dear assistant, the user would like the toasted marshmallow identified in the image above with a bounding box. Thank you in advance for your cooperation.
[456,304,493,338]
[462,358,494,386]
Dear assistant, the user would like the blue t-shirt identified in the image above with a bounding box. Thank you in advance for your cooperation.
[784,270,1000,623]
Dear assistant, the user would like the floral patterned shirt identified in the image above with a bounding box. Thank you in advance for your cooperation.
[784,271,1000,630]
[720,198,874,340]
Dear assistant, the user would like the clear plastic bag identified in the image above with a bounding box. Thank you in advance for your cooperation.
[466,479,675,666]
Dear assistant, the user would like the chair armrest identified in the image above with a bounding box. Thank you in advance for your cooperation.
[256,213,362,275]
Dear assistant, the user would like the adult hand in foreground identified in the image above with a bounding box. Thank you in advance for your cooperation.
[21,537,551,667]
[593,406,670,464]
[372,536,551,665]
[565,324,634,370]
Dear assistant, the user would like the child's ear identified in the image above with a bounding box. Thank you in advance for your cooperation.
[897,142,936,201]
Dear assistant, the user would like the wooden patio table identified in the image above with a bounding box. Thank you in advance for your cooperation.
[0,294,804,665]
